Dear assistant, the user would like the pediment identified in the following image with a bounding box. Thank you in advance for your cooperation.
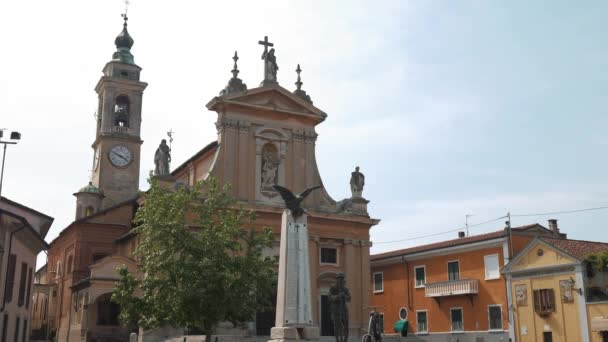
[207,85,327,123]
[505,239,578,273]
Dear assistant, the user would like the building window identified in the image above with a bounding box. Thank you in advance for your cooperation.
[320,248,338,265]
[416,311,428,333]
[13,317,19,342]
[533,289,555,315]
[373,272,383,293]
[450,308,463,332]
[2,314,9,342]
[21,320,26,342]
[448,261,460,281]
[414,266,426,288]
[484,254,500,280]
[92,254,109,263]
[66,256,73,274]
[5,255,16,303]
[543,332,553,342]
[398,307,408,320]
[488,305,502,330]
[25,268,32,309]
[17,263,27,307]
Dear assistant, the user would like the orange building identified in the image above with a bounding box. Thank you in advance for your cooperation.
[370,221,565,342]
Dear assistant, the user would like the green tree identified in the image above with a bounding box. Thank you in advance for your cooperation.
[112,176,276,335]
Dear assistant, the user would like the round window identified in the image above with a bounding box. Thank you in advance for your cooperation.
[399,307,408,320]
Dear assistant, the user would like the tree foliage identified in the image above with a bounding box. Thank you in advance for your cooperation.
[111,176,277,334]
[586,251,608,272]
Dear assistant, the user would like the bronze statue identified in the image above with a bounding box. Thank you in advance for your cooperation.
[273,185,321,217]
[329,273,351,342]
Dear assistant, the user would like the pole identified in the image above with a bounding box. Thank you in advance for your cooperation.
[0,143,7,197]
[507,212,514,261]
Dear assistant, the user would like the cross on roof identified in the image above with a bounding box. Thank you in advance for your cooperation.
[258,36,274,55]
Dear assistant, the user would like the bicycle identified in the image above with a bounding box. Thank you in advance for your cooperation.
[361,306,384,342]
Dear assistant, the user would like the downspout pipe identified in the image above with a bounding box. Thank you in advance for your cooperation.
[1,224,27,312]
[401,256,412,310]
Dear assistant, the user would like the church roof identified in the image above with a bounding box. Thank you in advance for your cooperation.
[171,141,218,176]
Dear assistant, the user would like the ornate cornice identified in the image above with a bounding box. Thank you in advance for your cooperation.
[292,129,318,143]
[215,117,251,133]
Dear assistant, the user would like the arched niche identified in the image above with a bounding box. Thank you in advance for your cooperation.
[255,127,288,203]
[113,95,130,127]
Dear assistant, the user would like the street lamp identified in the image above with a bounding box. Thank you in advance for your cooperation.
[0,129,22,197]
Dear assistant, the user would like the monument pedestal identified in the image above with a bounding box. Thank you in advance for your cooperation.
[268,210,320,342]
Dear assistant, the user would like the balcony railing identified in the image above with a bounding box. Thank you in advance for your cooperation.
[425,279,479,298]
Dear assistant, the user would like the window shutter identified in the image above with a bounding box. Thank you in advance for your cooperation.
[533,290,541,313]
[547,289,555,312]
[5,255,17,303]
[17,263,27,307]
[25,268,33,309]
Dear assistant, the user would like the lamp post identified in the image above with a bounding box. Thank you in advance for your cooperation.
[0,129,21,197]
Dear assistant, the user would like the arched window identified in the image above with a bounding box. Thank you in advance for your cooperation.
[66,256,73,274]
[113,95,130,127]
[85,206,94,216]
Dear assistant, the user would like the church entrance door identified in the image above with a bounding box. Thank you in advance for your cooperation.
[320,295,334,336]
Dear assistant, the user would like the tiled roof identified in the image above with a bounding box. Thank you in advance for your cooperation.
[371,224,540,261]
[541,237,608,261]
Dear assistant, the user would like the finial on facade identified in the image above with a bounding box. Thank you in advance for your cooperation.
[259,36,279,86]
[220,50,247,96]
[293,64,312,104]
[232,51,240,78]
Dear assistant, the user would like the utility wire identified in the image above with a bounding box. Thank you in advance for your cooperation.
[373,205,608,245]
[374,215,507,245]
[512,206,608,217]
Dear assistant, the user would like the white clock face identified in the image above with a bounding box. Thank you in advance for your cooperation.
[109,145,132,167]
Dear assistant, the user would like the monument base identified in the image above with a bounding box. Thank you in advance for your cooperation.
[268,326,320,342]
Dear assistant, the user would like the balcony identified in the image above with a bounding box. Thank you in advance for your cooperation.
[425,279,479,305]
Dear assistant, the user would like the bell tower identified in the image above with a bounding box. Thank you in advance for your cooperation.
[90,14,148,209]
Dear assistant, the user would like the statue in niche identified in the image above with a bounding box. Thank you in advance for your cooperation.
[329,273,351,342]
[261,145,279,190]
[350,166,365,198]
[154,139,171,176]
[262,48,279,83]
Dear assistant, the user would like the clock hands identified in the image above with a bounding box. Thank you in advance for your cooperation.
[111,151,129,163]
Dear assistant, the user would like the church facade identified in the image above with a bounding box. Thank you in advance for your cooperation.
[34,16,378,342]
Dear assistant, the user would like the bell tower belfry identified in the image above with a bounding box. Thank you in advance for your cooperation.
[90,14,148,209]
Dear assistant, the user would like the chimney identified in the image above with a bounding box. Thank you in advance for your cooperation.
[458,231,466,238]
[548,219,559,236]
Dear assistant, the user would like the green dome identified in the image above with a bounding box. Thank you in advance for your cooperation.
[78,182,103,195]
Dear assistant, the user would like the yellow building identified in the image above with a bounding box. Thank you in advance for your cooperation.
[503,236,608,342]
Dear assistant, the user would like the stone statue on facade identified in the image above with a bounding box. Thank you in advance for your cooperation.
[350,166,365,198]
[262,48,279,84]
[154,139,171,176]
[329,273,351,342]
[261,154,279,189]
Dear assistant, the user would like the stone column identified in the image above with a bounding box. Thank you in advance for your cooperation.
[343,239,359,338]
[269,210,319,342]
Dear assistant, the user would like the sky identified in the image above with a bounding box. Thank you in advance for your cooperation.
[0,0,607,266]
